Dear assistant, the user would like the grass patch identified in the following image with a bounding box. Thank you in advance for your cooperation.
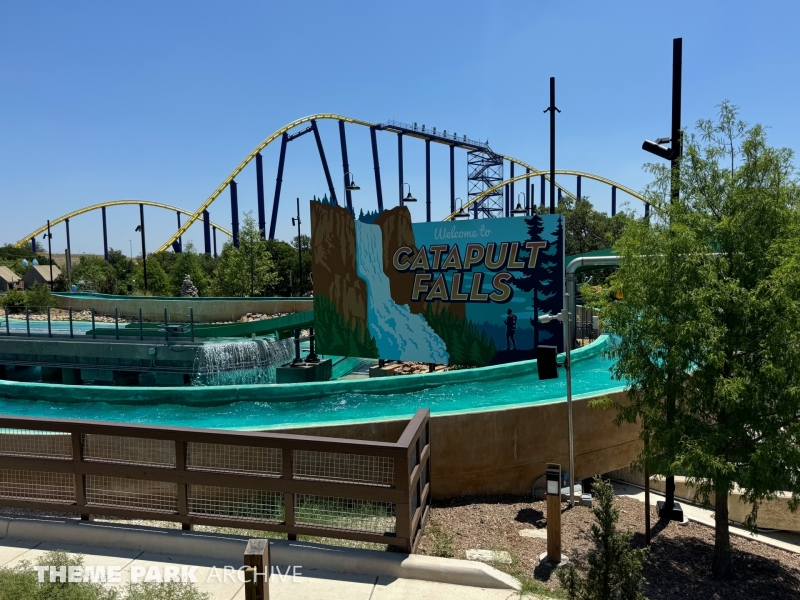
[0,550,211,600]
[426,520,455,558]
[492,548,567,600]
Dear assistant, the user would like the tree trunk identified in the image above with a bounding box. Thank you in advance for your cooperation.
[712,486,733,579]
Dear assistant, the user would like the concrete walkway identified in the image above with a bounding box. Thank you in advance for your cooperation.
[0,536,525,600]
[612,482,800,554]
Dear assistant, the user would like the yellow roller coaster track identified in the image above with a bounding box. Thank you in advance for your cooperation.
[14,200,232,249]
[443,170,648,221]
[154,113,646,253]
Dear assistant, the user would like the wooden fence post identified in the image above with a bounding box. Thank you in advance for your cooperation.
[71,432,91,521]
[244,538,270,600]
[282,448,296,541]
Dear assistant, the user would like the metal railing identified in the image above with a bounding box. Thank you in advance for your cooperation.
[0,409,431,552]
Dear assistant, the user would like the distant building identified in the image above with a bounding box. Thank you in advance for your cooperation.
[22,265,62,289]
[0,266,21,291]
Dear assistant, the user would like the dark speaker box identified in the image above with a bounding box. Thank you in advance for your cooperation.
[536,345,559,380]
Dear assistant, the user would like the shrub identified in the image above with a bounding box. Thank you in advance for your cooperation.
[1,289,26,313]
[25,283,55,312]
[556,477,649,600]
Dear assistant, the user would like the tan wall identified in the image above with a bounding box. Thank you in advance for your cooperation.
[608,467,800,533]
[53,296,312,323]
[280,390,642,500]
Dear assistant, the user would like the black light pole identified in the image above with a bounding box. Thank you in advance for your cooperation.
[292,198,302,297]
[543,77,561,214]
[44,220,53,291]
[135,203,148,294]
[641,37,683,522]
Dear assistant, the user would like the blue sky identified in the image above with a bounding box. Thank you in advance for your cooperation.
[1,1,798,255]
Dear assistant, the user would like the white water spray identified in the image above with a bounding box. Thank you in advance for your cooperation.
[192,337,295,386]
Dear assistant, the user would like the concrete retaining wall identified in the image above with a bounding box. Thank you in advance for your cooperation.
[279,390,642,500]
[53,293,313,323]
[607,467,800,533]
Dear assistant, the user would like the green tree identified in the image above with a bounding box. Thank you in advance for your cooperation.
[586,102,800,578]
[71,255,114,291]
[214,213,278,297]
[167,242,210,296]
[557,478,649,600]
[541,196,630,257]
[133,255,170,296]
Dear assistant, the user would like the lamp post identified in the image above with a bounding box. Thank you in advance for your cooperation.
[641,37,683,521]
[511,193,527,217]
[291,198,303,297]
[452,198,470,220]
[539,297,575,507]
[43,220,53,291]
[401,183,416,205]
[344,171,360,192]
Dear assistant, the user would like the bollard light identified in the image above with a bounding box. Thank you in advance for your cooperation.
[546,464,561,496]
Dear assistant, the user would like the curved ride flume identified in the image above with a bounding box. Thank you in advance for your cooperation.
[153,113,647,253]
[0,336,622,431]
[14,200,232,249]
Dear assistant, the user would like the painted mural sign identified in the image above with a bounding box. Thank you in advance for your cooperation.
[311,198,564,367]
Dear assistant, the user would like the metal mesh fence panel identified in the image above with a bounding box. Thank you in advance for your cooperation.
[188,485,283,522]
[187,443,281,475]
[0,430,72,459]
[292,450,394,487]
[85,476,177,512]
[83,435,175,468]
[295,494,396,534]
[0,469,75,502]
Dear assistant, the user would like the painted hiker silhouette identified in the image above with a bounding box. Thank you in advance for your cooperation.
[504,308,517,351]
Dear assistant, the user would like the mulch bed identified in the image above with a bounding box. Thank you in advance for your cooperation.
[416,494,800,599]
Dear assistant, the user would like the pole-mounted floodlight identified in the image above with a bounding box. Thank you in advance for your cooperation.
[452,198,470,220]
[345,171,360,191]
[642,139,675,161]
[511,202,527,217]
[402,182,416,203]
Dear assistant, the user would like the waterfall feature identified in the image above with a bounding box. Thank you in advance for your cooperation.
[192,337,295,386]
[354,220,449,364]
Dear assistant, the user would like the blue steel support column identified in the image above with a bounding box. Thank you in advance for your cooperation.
[645,202,650,218]
[31,237,36,253]
[449,145,455,214]
[509,162,515,214]
[311,120,338,205]
[558,188,562,204]
[577,175,582,201]
[256,152,266,238]
[269,132,288,240]
[213,227,218,258]
[230,180,239,248]
[65,218,71,269]
[531,183,535,215]
[101,207,108,260]
[425,139,431,222]
[338,120,353,213]
[176,211,182,252]
[369,126,383,212]
[203,210,211,255]
[540,174,545,207]
[525,168,530,214]
[505,184,509,217]
[398,133,404,206]
[611,186,617,216]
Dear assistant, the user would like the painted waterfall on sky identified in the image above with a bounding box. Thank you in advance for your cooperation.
[311,199,564,366]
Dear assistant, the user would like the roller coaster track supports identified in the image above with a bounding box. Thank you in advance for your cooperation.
[65,218,71,271]
[510,162,515,217]
[203,210,211,255]
[230,180,239,248]
[577,175,582,201]
[612,186,617,216]
[449,145,455,214]
[256,153,266,239]
[101,207,108,261]
[540,174,545,207]
[176,211,183,252]
[139,204,148,295]
[30,237,35,253]
[369,126,383,212]
[398,133,404,206]
[525,168,531,214]
[338,120,353,213]
[311,120,337,206]
[425,139,431,222]
[213,227,218,258]
[269,133,288,240]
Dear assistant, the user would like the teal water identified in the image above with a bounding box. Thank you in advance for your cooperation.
[0,337,624,431]
[4,318,114,334]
